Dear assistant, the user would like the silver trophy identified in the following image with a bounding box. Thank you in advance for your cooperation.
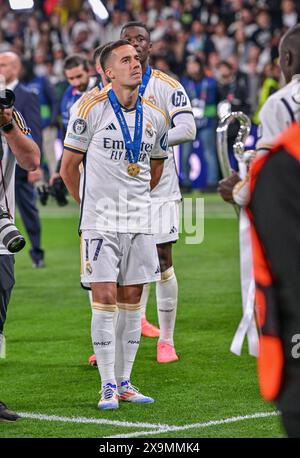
[216,102,254,213]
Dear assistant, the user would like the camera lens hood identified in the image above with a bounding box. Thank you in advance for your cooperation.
[0,89,15,109]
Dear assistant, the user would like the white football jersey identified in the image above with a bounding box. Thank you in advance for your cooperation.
[64,88,168,234]
[143,69,194,201]
[256,75,300,153]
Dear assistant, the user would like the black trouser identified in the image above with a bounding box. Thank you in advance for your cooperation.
[281,412,300,438]
[0,255,15,334]
[15,178,44,264]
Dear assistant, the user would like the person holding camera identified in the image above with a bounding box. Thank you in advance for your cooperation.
[0,87,40,420]
[0,52,44,268]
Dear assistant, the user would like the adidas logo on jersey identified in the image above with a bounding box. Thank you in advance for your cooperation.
[155,265,161,274]
[169,226,178,234]
[106,123,117,130]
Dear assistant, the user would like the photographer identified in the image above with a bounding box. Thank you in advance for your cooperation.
[0,92,40,421]
[0,52,44,268]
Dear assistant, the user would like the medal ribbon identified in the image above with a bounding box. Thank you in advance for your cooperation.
[108,88,143,165]
[139,65,151,96]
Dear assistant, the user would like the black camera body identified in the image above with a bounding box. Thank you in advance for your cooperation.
[0,89,15,110]
[37,176,68,207]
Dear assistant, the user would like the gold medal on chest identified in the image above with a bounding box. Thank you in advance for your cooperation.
[127,163,140,177]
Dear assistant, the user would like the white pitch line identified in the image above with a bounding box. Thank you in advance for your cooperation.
[105,411,280,438]
[17,412,169,429]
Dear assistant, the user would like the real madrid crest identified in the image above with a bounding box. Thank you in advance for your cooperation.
[145,122,154,138]
[86,262,93,275]
[73,118,87,135]
[147,95,157,106]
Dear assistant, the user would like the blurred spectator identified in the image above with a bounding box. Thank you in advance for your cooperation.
[250,9,272,49]
[24,62,60,177]
[217,60,250,115]
[181,57,219,190]
[186,20,215,56]
[211,21,235,60]
[253,62,281,125]
[0,0,298,189]
[60,54,97,136]
[152,55,178,79]
[281,0,299,28]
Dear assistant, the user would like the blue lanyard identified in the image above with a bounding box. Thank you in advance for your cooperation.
[107,88,143,164]
[139,66,152,96]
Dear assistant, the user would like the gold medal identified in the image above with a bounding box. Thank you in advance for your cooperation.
[127,163,140,177]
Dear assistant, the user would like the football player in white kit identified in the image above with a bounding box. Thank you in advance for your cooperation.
[121,22,196,363]
[219,23,300,206]
[60,41,168,410]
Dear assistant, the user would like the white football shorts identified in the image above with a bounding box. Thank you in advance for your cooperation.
[151,199,180,245]
[80,231,161,287]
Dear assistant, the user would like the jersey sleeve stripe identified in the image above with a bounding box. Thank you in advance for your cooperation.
[13,110,31,134]
[153,70,179,87]
[280,97,295,123]
[64,144,86,154]
[78,86,108,109]
[171,109,194,121]
[142,97,169,125]
[152,70,179,88]
[79,93,107,116]
[80,96,107,119]
[79,94,107,119]
[155,73,178,89]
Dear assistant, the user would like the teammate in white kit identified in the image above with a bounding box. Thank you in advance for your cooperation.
[61,40,168,410]
[219,24,300,206]
[121,22,196,363]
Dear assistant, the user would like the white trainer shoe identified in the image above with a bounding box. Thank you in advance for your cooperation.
[98,383,119,410]
[118,380,154,404]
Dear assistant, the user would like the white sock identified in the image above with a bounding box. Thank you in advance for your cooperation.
[156,267,178,346]
[88,290,93,310]
[89,291,118,325]
[140,284,150,320]
[115,304,141,387]
[91,303,117,387]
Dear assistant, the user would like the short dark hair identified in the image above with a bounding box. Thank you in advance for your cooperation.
[63,54,89,72]
[218,60,233,71]
[93,43,113,66]
[120,21,151,39]
[100,39,131,71]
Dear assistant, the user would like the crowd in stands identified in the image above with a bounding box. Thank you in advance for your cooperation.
[0,0,299,187]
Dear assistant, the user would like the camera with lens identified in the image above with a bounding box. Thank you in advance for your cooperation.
[0,89,25,253]
[37,176,68,207]
[0,89,15,110]
[0,205,26,253]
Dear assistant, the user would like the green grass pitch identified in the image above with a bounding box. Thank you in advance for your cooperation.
[0,194,283,438]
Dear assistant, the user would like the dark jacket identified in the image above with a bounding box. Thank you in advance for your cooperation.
[14,83,42,181]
